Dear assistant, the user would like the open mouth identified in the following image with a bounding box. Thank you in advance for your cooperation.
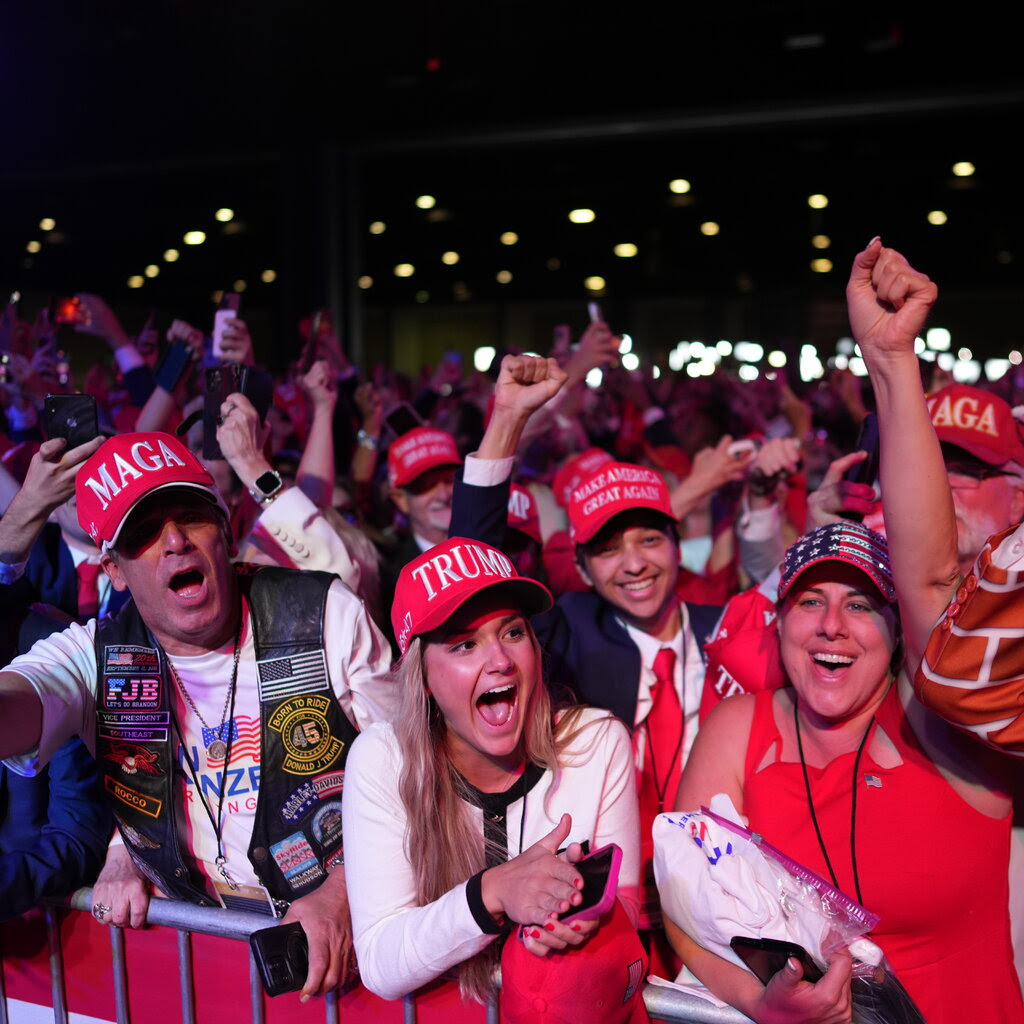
[476,683,518,727]
[812,653,855,670]
[169,569,205,599]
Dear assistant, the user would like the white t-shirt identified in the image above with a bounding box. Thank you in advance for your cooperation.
[4,579,395,891]
[343,707,639,1001]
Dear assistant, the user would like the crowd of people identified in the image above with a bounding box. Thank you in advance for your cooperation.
[1,241,1023,1023]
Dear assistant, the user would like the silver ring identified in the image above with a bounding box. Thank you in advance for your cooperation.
[225,402,237,414]
[92,903,111,922]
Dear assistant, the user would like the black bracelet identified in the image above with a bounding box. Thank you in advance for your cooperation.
[465,870,505,935]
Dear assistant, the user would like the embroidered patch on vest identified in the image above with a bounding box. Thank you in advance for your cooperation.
[311,801,343,845]
[119,823,161,849]
[256,650,329,703]
[270,832,325,890]
[98,711,170,744]
[268,695,344,775]
[105,742,162,775]
[105,776,163,818]
[280,781,319,824]
[311,770,344,799]
[104,645,159,671]
[104,675,161,709]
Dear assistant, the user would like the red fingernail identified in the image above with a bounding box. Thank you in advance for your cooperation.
[544,922,555,931]
[531,928,541,938]
[571,923,581,932]
[575,877,583,889]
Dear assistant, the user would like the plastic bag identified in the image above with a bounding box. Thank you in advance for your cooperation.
[653,795,926,1024]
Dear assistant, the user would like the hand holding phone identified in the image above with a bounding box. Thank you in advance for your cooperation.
[250,922,309,997]
[212,293,241,360]
[557,843,621,924]
[730,935,824,985]
[43,394,100,449]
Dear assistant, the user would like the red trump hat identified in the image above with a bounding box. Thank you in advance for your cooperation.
[391,537,552,657]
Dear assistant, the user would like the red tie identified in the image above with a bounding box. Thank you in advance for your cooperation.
[76,561,101,621]
[642,648,681,819]
[637,647,681,929]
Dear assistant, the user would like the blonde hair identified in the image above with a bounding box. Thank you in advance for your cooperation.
[394,628,588,1003]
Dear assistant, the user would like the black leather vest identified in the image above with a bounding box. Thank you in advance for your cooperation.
[94,565,358,905]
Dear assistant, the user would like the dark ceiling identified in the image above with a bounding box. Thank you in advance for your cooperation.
[3,3,1023,362]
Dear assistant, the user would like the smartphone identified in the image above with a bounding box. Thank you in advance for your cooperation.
[558,843,622,925]
[587,301,603,324]
[383,401,423,439]
[841,413,880,522]
[730,936,824,985]
[249,921,308,997]
[52,297,83,326]
[202,365,275,459]
[43,394,99,449]
[212,293,241,360]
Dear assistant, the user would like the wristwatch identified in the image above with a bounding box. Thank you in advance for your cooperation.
[248,469,284,505]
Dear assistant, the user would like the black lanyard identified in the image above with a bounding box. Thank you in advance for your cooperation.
[166,642,241,890]
[793,698,875,908]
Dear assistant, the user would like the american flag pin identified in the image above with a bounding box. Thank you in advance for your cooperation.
[864,774,882,788]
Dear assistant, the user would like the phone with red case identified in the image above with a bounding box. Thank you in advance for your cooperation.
[558,843,622,924]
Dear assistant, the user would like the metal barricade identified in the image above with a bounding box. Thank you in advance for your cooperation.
[0,889,751,1024]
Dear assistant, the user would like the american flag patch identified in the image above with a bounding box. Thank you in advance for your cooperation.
[623,957,644,1004]
[257,650,329,703]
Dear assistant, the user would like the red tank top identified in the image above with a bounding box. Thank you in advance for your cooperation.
[744,686,1023,1024]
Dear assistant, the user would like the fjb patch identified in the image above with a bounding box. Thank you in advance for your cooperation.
[268,695,343,775]
[312,801,343,846]
[270,832,324,890]
[104,645,159,672]
[105,676,160,709]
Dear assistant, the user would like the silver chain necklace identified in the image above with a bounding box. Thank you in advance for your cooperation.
[168,624,242,762]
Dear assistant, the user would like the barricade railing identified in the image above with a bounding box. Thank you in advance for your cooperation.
[0,890,751,1024]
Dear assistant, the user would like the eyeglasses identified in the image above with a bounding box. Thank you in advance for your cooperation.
[945,461,1017,490]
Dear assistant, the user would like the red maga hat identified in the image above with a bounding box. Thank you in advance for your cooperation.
[75,432,221,548]
[552,447,615,509]
[387,427,462,489]
[391,536,552,657]
[927,384,1024,468]
[567,460,674,544]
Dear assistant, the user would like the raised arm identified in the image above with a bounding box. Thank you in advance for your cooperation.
[476,354,569,461]
[848,239,956,668]
[0,436,104,567]
[295,360,338,507]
